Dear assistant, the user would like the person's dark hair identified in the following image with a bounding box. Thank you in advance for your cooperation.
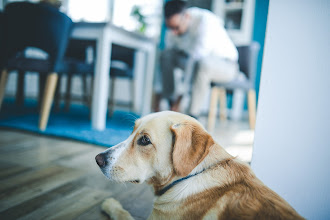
[164,0,188,19]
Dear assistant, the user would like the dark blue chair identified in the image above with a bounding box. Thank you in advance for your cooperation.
[60,42,135,116]
[0,2,73,130]
[0,11,4,69]
[108,44,135,116]
[207,42,260,130]
[56,38,96,111]
[0,11,6,106]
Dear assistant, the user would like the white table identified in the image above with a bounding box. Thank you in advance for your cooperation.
[71,22,157,131]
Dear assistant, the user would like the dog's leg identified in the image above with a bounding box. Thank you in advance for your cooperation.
[102,198,134,220]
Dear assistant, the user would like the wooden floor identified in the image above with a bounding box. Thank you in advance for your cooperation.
[0,118,253,220]
[0,129,154,220]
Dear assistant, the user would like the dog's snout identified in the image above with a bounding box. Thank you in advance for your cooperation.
[95,153,106,167]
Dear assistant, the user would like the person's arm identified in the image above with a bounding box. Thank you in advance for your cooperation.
[186,16,211,60]
[165,30,175,50]
[182,56,196,94]
[181,17,210,94]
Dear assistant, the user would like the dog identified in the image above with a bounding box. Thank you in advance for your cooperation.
[95,111,304,219]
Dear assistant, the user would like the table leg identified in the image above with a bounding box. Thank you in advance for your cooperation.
[91,30,111,130]
[141,46,156,116]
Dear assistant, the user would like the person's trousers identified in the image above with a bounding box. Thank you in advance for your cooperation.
[189,55,239,116]
[158,49,192,100]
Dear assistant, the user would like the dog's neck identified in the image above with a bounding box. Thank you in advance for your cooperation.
[155,158,233,196]
[152,143,234,197]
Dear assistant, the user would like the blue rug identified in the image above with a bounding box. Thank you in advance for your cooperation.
[0,99,139,147]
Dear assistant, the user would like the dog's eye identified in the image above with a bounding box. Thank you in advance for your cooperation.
[137,135,151,146]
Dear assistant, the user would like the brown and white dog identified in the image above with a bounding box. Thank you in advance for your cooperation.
[95,111,304,220]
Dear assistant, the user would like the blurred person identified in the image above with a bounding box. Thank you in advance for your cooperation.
[154,0,239,118]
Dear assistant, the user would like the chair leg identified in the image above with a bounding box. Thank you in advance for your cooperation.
[0,69,9,111]
[54,75,62,112]
[39,73,58,131]
[82,75,89,106]
[38,73,47,111]
[207,87,219,131]
[88,76,94,119]
[248,89,256,129]
[108,77,115,117]
[65,75,72,111]
[89,76,94,108]
[16,71,25,106]
[218,88,227,122]
[130,79,135,112]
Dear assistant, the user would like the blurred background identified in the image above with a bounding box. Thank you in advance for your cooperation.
[0,0,268,162]
[0,0,329,219]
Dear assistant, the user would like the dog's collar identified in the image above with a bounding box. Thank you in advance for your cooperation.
[156,159,232,196]
[156,168,205,196]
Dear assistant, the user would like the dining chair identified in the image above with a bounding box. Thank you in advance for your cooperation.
[0,11,4,69]
[0,11,5,102]
[58,39,96,111]
[0,2,73,131]
[207,42,260,130]
[61,43,135,117]
[108,44,135,117]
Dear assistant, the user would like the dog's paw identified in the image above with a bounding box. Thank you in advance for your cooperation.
[101,198,123,212]
[101,198,134,220]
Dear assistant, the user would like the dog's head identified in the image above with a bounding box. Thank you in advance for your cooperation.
[95,111,216,186]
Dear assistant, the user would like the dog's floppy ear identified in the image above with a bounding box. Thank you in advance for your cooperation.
[170,122,215,177]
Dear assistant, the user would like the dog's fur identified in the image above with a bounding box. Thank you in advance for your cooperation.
[96,111,304,220]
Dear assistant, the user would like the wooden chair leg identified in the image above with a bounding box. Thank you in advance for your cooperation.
[65,75,72,111]
[207,87,219,131]
[38,73,47,111]
[39,73,58,131]
[0,69,9,111]
[108,77,115,117]
[54,75,62,112]
[248,89,256,129]
[16,71,25,106]
[218,87,227,122]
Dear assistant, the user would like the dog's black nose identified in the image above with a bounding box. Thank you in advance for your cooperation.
[95,153,106,167]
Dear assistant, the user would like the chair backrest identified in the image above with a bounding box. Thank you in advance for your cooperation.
[3,2,73,72]
[111,44,135,68]
[237,42,260,87]
[0,11,4,69]
[65,39,96,62]
[64,41,135,69]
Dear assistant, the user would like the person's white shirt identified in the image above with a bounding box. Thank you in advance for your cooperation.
[165,7,238,62]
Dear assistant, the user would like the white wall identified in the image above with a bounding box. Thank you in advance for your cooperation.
[251,0,330,219]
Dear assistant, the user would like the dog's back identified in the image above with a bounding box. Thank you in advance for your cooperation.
[208,160,304,220]
[149,157,304,220]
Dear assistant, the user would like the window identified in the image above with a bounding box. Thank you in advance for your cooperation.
[112,0,162,38]
[66,0,162,38]
[67,0,110,22]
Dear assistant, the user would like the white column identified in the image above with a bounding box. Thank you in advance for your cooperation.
[251,1,330,219]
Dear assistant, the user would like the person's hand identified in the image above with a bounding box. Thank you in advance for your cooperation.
[152,94,161,112]
[170,95,182,112]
